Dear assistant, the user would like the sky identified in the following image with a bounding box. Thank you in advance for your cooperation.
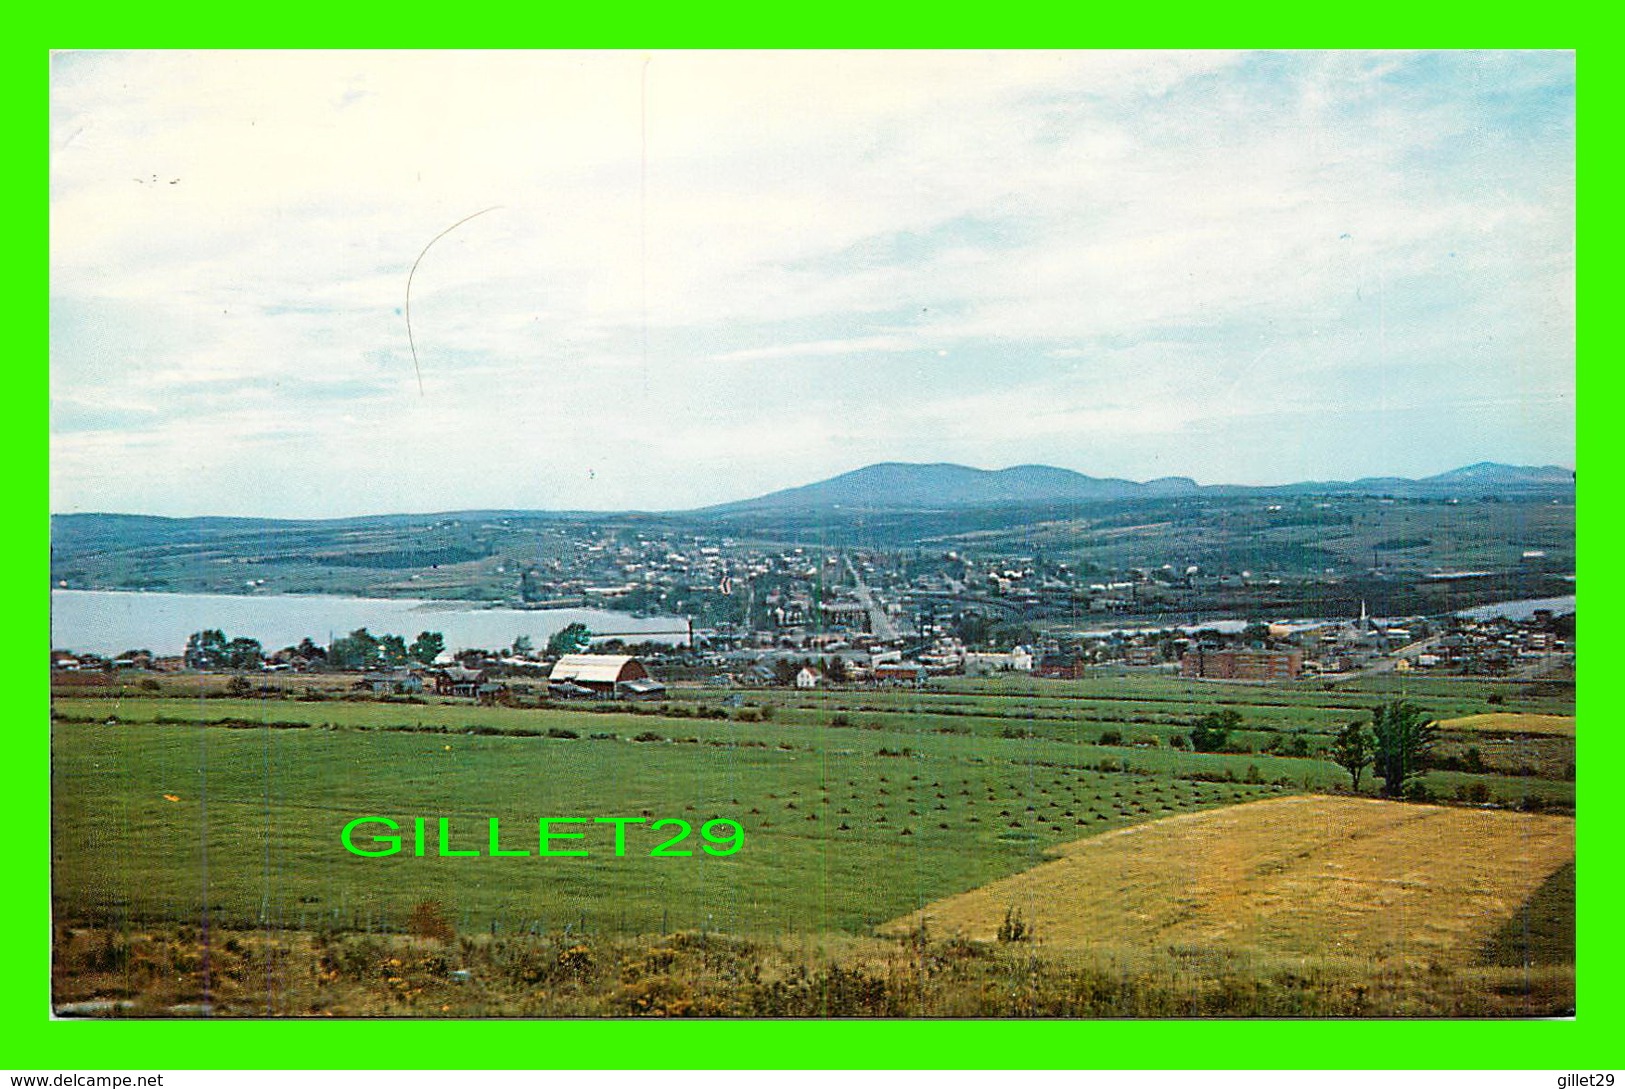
[50,50,1575,518]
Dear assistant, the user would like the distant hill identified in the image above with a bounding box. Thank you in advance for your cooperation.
[697,462,1202,513]
[697,460,1572,515]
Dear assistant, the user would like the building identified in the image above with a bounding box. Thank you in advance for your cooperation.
[795,666,821,689]
[1034,654,1086,680]
[547,654,665,700]
[963,646,1034,675]
[873,662,927,687]
[357,670,424,695]
[433,665,488,698]
[1180,648,1303,681]
[1123,645,1161,667]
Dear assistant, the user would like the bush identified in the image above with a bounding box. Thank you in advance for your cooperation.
[1169,734,1188,750]
[632,731,665,743]
[758,705,775,721]
[829,713,851,728]
[1402,780,1436,803]
[1098,730,1123,746]
[546,727,579,739]
[407,899,456,943]
[997,906,1032,943]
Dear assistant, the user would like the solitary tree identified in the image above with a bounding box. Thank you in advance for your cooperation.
[1370,700,1438,798]
[546,623,591,658]
[1331,720,1374,791]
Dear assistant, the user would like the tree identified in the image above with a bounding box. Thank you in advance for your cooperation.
[223,637,263,670]
[378,634,408,667]
[511,634,535,658]
[546,623,591,658]
[184,629,228,668]
[328,628,381,671]
[294,637,327,662]
[1331,720,1374,791]
[772,658,800,687]
[826,654,848,684]
[408,631,445,665]
[1188,709,1242,753]
[1370,700,1438,798]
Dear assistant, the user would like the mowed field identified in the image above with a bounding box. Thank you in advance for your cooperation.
[51,673,1575,936]
[51,672,1577,1015]
[1437,713,1575,737]
[51,702,1294,937]
[882,796,1574,967]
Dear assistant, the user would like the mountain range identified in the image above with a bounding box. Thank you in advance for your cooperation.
[697,461,1574,515]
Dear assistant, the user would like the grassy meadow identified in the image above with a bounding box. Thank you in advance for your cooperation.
[50,671,1576,1015]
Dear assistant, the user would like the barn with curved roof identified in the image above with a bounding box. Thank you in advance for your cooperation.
[546,654,664,699]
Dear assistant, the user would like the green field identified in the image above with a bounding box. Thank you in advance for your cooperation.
[52,674,1574,942]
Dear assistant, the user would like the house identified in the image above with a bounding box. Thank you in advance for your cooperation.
[356,670,424,695]
[546,654,664,700]
[433,665,488,698]
[795,666,821,689]
[1034,654,1087,680]
[1179,648,1302,681]
[873,662,927,687]
[963,645,1034,675]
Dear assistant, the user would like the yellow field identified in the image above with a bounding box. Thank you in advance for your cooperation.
[882,796,1573,966]
[1437,712,1576,737]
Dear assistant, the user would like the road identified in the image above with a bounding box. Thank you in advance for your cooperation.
[844,555,901,642]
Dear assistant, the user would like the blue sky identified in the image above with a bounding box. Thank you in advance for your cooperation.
[50,50,1574,517]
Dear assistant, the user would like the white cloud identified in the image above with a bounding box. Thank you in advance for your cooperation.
[50,49,1574,515]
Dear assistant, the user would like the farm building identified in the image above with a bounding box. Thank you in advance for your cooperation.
[433,665,488,698]
[963,646,1034,675]
[547,654,665,700]
[355,669,424,695]
[1180,648,1303,681]
[873,662,927,687]
[1034,654,1087,679]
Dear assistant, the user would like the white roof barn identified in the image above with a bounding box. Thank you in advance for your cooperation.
[547,654,663,699]
[549,654,649,685]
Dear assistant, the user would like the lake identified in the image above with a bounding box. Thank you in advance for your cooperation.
[1455,595,1577,621]
[49,590,689,656]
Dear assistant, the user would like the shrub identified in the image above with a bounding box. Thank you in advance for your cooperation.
[632,731,665,743]
[1170,734,1188,750]
[546,727,579,739]
[829,713,851,728]
[1098,730,1123,746]
[1402,780,1436,803]
[997,906,1032,943]
[407,899,456,943]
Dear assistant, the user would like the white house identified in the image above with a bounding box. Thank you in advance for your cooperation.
[795,666,821,689]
